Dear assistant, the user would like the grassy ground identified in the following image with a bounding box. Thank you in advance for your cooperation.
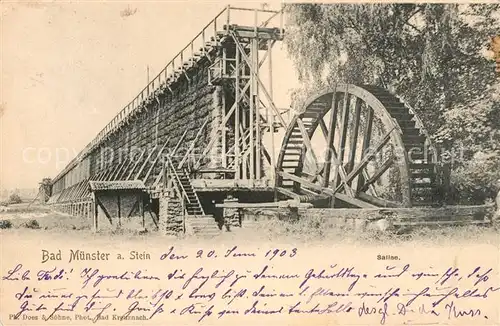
[0,205,498,246]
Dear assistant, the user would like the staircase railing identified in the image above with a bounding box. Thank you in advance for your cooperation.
[166,156,191,207]
[166,155,205,215]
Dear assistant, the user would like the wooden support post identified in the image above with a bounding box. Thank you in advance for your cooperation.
[117,194,121,227]
[92,194,98,232]
[357,108,374,193]
[96,196,113,226]
[338,90,351,168]
[235,45,240,179]
[249,41,255,181]
[139,194,145,228]
[254,37,261,180]
[347,97,362,177]
[268,39,276,190]
[135,145,158,180]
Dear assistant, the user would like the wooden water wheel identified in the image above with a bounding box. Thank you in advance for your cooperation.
[276,84,442,208]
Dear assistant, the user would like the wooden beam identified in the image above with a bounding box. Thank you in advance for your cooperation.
[148,211,159,229]
[134,145,158,180]
[126,149,147,180]
[318,117,329,139]
[261,146,271,165]
[296,119,318,169]
[357,107,374,192]
[102,165,116,181]
[178,117,209,168]
[322,90,338,187]
[359,155,395,193]
[346,97,362,176]
[95,196,113,225]
[215,200,300,208]
[116,157,134,180]
[357,192,404,208]
[117,194,121,227]
[171,129,189,158]
[143,139,170,183]
[278,171,329,195]
[336,126,395,193]
[194,81,251,170]
[326,146,355,197]
[231,34,287,126]
[92,193,98,232]
[337,91,351,172]
[126,199,139,218]
[334,193,377,208]
[275,187,301,200]
[111,158,129,181]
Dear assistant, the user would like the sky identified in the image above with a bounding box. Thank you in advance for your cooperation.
[0,0,300,190]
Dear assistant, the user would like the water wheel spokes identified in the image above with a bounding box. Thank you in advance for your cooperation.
[276,84,438,208]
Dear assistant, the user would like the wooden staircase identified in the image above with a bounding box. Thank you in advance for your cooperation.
[166,156,221,236]
[185,216,221,237]
[166,156,205,216]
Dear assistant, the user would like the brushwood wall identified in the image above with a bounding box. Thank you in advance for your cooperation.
[50,58,221,202]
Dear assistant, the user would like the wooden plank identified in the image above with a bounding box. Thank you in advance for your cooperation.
[357,192,404,208]
[171,129,189,158]
[117,194,121,226]
[148,210,159,229]
[347,97,362,176]
[337,91,351,165]
[178,117,209,168]
[215,200,303,208]
[126,149,147,180]
[231,35,287,127]
[111,158,129,181]
[143,140,170,183]
[393,220,490,227]
[134,145,158,180]
[276,187,301,200]
[126,199,139,218]
[96,196,113,225]
[296,119,318,169]
[92,193,98,232]
[357,107,374,192]
[337,126,395,193]
[194,81,251,170]
[103,164,117,181]
[197,168,236,173]
[334,193,378,208]
[323,90,338,187]
[327,146,355,197]
[117,158,134,180]
[359,155,395,193]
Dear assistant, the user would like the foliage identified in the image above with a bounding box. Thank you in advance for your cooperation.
[0,220,12,229]
[284,3,500,203]
[23,219,40,229]
[39,177,53,201]
[8,193,22,204]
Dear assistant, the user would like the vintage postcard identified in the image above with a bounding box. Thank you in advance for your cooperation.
[1,1,499,325]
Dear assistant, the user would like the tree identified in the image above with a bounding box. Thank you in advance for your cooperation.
[284,3,500,203]
[9,193,22,204]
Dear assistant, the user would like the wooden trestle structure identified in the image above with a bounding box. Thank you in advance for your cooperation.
[44,6,491,232]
